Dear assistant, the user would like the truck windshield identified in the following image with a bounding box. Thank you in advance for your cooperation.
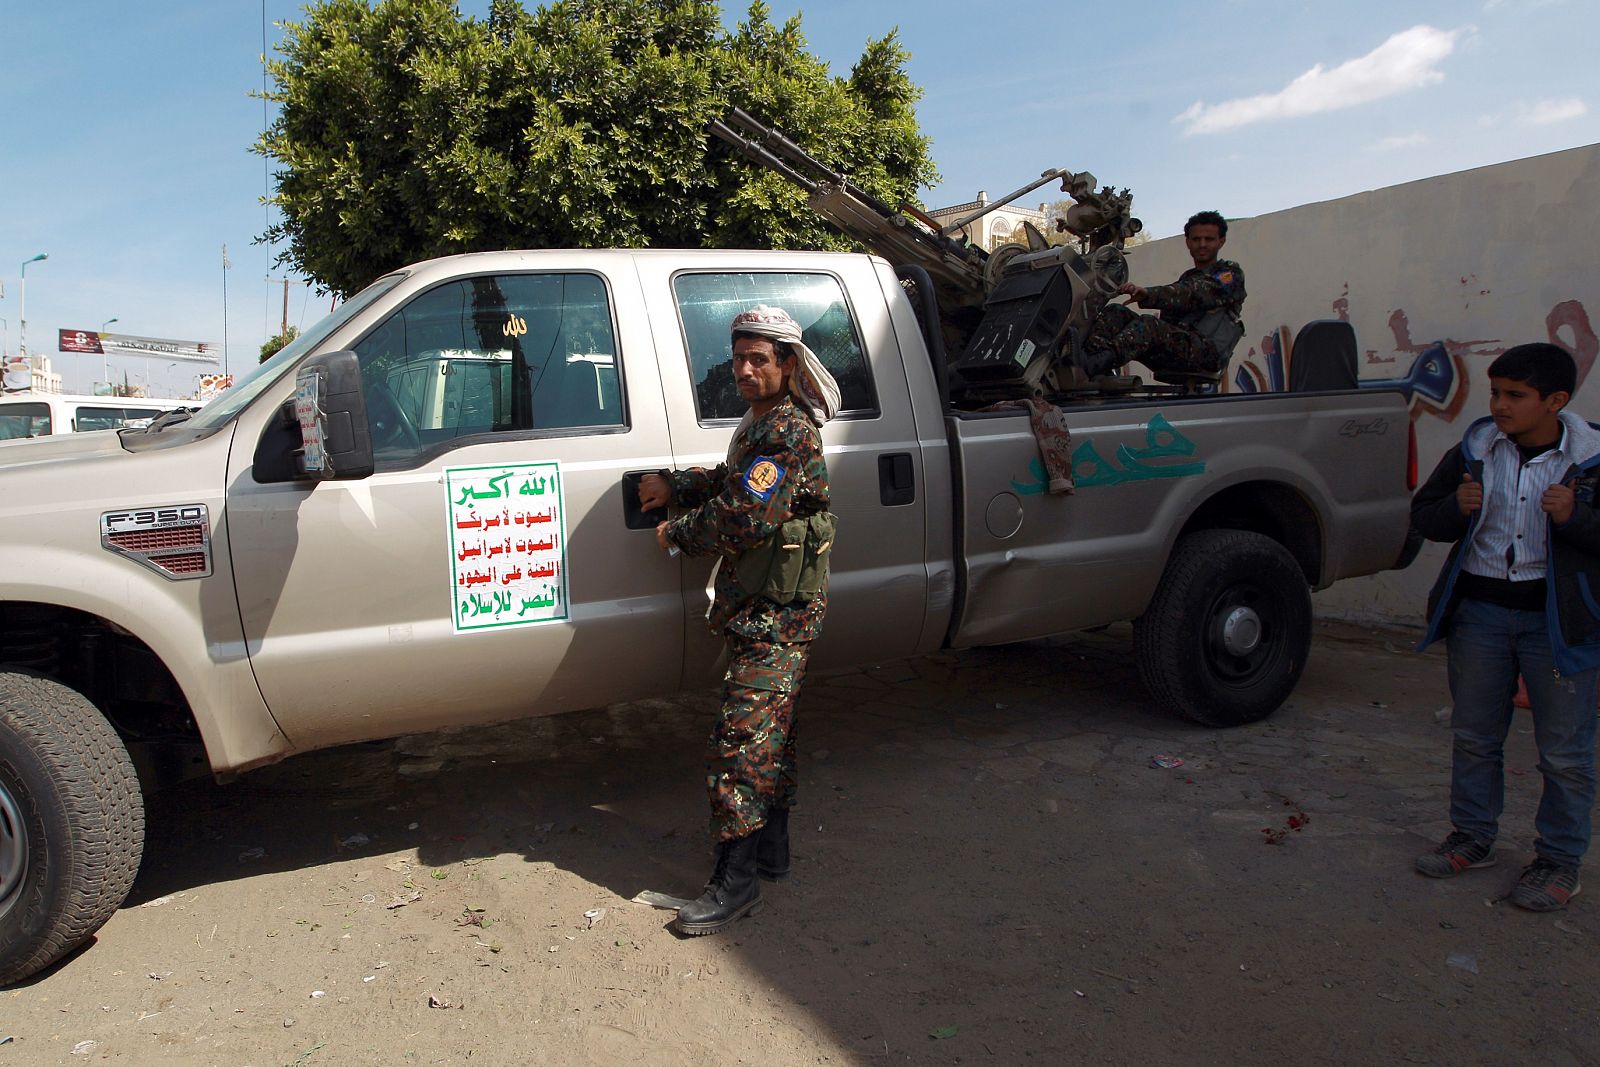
[183,272,407,432]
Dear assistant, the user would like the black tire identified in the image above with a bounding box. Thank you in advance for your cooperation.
[1133,529,1312,727]
[0,670,144,985]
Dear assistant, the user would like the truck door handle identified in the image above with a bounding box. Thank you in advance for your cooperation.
[878,453,915,507]
[621,471,669,530]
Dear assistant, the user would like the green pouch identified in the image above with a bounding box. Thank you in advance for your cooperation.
[793,511,836,601]
[734,511,837,606]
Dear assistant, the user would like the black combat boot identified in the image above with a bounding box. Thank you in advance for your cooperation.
[1079,347,1120,378]
[757,807,791,881]
[674,832,762,936]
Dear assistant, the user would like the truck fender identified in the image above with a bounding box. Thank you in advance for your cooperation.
[0,545,289,776]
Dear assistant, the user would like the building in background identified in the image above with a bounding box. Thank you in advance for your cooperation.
[928,191,1049,251]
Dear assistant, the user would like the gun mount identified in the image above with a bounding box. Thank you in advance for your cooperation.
[708,109,1144,399]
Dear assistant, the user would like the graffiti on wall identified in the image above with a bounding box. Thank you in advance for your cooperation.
[1225,289,1596,426]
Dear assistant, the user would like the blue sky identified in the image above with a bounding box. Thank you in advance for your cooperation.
[2,0,1596,396]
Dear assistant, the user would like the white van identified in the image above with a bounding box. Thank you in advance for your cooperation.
[0,393,187,440]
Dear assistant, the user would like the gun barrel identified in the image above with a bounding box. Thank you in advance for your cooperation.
[707,119,821,194]
[709,108,991,307]
[722,108,901,221]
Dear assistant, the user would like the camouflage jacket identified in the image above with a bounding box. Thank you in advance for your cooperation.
[1143,259,1246,330]
[663,396,831,642]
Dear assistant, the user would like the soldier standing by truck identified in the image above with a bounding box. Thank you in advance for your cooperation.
[637,305,839,935]
[1078,209,1246,379]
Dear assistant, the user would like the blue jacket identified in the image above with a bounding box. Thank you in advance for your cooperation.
[1413,411,1600,675]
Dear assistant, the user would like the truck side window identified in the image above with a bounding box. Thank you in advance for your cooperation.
[672,272,878,423]
[0,403,51,440]
[351,271,624,464]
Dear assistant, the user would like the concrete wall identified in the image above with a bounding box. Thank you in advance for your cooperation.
[1125,143,1600,625]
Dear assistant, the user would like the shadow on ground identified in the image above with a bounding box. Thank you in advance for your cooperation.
[120,621,1598,1064]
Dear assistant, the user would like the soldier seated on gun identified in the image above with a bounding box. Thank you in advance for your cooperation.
[1078,209,1246,381]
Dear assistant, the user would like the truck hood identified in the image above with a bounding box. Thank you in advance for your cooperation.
[0,430,130,469]
[0,424,237,515]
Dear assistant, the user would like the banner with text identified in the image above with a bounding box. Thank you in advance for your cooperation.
[446,462,570,631]
[58,329,217,363]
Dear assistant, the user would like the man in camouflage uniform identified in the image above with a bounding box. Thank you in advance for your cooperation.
[1079,209,1246,378]
[637,304,838,936]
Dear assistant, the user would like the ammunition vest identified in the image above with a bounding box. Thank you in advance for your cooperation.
[730,415,835,606]
[734,510,836,606]
[1193,306,1245,361]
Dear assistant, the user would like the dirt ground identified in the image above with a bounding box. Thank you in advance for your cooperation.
[3,619,1598,1066]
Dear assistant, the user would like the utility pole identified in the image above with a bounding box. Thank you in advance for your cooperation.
[222,244,232,376]
[20,253,48,359]
[267,277,308,349]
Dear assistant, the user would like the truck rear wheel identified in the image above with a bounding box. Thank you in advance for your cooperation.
[1134,529,1311,727]
[0,671,144,985]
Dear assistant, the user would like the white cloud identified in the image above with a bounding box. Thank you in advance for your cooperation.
[1174,25,1462,136]
[1366,132,1430,151]
[1521,97,1587,125]
[1479,97,1589,127]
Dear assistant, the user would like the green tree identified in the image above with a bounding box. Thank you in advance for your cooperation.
[261,326,300,362]
[259,0,938,296]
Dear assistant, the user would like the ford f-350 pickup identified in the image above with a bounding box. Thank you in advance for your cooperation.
[0,246,1412,982]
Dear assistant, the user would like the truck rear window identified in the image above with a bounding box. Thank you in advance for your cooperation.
[672,272,878,422]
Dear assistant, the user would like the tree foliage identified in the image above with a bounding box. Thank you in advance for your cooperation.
[260,326,300,362]
[259,0,938,296]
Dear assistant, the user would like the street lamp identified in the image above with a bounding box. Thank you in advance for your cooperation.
[19,253,47,359]
[100,317,119,388]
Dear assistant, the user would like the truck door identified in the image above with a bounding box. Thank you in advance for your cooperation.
[634,256,933,679]
[224,265,684,748]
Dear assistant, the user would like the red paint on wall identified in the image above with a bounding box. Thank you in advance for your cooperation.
[1547,300,1597,389]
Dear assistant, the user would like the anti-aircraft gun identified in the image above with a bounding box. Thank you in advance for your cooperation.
[708,108,1143,400]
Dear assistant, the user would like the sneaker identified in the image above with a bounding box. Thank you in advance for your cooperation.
[1415,830,1496,878]
[1509,857,1581,912]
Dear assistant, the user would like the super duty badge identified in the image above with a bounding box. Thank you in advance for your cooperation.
[100,504,213,580]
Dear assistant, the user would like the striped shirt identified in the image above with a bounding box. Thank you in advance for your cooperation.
[1461,427,1572,582]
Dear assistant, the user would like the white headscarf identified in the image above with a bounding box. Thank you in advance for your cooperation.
[730,304,842,425]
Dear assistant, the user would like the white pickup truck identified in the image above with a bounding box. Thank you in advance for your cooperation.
[0,247,1413,982]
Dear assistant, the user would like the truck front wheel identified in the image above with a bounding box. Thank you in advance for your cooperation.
[0,671,144,985]
[1134,529,1312,727]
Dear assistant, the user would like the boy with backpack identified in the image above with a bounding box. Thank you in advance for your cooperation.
[1412,342,1600,911]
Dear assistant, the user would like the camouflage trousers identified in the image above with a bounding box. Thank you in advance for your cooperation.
[707,635,810,842]
[1086,304,1219,374]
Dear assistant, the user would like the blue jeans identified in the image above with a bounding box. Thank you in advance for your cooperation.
[1447,597,1599,868]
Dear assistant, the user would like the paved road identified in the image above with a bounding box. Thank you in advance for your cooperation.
[4,620,1596,1065]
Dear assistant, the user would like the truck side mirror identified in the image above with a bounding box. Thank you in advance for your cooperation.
[291,350,374,481]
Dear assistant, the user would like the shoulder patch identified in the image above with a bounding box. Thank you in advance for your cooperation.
[743,457,787,502]
[1216,269,1236,286]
